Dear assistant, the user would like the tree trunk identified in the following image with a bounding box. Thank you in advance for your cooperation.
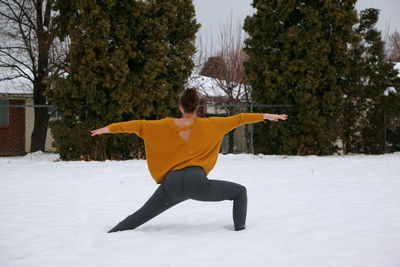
[228,130,235,153]
[343,105,350,154]
[227,106,236,154]
[30,85,50,152]
[245,103,254,154]
[244,124,254,154]
[31,8,52,153]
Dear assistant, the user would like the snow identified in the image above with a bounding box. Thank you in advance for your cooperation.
[395,62,400,72]
[384,62,399,96]
[188,75,224,97]
[1,153,400,267]
[384,87,397,96]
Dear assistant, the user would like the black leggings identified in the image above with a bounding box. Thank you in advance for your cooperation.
[108,166,247,232]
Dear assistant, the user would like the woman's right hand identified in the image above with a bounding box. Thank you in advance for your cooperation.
[263,113,288,121]
[90,127,110,136]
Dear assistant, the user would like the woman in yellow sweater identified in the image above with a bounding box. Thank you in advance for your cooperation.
[91,88,287,232]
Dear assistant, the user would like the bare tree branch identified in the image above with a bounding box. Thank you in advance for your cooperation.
[0,0,69,152]
[0,74,24,81]
[0,49,33,71]
[200,16,251,105]
[0,61,33,81]
[0,0,67,84]
[0,10,32,28]
[43,0,52,27]
[10,0,37,30]
[0,46,26,49]
[386,31,400,61]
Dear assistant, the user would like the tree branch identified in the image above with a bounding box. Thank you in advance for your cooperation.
[0,49,33,73]
[44,0,53,27]
[0,74,24,81]
[10,0,37,31]
[0,62,33,82]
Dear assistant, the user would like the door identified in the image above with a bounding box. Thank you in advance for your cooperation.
[0,99,25,156]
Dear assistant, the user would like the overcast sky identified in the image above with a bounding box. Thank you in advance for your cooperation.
[193,0,400,50]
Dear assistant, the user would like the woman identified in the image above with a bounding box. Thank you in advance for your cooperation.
[91,88,287,232]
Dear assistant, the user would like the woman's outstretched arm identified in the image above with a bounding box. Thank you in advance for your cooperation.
[91,120,145,137]
[217,113,288,134]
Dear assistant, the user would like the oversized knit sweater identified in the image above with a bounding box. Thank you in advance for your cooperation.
[107,113,265,183]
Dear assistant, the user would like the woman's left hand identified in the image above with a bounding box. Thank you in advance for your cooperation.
[90,127,110,136]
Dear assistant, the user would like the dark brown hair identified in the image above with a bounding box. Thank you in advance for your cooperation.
[179,88,199,113]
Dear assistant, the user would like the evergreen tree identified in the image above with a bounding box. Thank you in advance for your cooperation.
[49,0,199,160]
[244,0,358,155]
[341,9,400,154]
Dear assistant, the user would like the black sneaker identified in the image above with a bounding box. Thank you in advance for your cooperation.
[234,225,246,231]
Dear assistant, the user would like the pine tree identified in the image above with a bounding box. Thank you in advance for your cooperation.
[244,0,358,155]
[341,9,400,153]
[49,0,199,160]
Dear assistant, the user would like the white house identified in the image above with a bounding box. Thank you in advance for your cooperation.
[187,74,254,153]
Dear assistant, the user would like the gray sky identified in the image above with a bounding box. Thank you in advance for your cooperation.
[193,0,400,50]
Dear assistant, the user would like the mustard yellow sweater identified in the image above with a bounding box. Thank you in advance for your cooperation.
[107,113,264,183]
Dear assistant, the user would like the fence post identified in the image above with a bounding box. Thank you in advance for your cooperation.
[384,109,387,154]
[250,103,254,154]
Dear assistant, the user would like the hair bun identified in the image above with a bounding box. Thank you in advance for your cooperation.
[179,88,199,113]
[185,88,197,97]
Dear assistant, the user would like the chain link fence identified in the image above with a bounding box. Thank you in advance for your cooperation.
[0,101,61,160]
[208,103,399,155]
[200,103,297,154]
[0,102,399,160]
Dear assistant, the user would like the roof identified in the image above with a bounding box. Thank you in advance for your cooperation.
[187,74,248,100]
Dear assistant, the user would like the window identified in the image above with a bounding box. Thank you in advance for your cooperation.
[0,99,9,126]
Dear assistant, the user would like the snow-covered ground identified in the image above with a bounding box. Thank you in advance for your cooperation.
[1,153,400,267]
